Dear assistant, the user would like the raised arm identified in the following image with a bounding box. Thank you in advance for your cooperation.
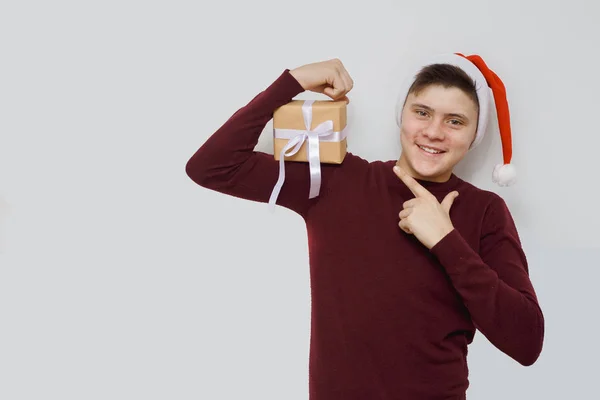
[185,59,353,216]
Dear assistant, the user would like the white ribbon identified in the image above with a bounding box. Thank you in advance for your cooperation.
[268,100,343,210]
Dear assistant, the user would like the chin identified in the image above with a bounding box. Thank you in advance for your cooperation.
[415,170,447,182]
[409,160,452,182]
[399,140,459,182]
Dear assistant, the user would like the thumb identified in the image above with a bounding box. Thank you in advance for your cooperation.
[441,191,459,213]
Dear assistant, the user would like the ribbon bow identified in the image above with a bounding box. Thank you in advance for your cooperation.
[268,100,334,210]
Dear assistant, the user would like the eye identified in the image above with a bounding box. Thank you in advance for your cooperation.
[449,119,463,126]
[415,110,428,117]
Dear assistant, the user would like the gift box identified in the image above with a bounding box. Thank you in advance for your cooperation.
[272,99,348,164]
[268,99,348,210]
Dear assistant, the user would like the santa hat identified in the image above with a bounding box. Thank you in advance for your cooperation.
[395,53,516,187]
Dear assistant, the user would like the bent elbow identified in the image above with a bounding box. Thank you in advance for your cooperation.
[517,331,545,367]
[185,155,209,187]
[517,302,545,367]
[185,148,223,189]
[517,350,541,367]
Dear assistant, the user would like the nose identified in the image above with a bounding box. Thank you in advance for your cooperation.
[422,120,446,141]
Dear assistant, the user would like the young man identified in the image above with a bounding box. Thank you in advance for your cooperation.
[185,54,544,400]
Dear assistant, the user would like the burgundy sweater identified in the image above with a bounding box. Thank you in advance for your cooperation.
[185,69,544,399]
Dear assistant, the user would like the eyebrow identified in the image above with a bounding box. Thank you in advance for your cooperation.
[411,103,470,123]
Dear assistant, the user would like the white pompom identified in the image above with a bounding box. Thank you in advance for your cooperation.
[492,163,517,187]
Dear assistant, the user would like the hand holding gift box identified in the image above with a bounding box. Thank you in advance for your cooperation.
[268,99,348,209]
[267,59,354,210]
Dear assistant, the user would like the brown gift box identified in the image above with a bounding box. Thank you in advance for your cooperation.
[272,99,348,164]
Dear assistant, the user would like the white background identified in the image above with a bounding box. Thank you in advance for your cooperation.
[1,0,598,399]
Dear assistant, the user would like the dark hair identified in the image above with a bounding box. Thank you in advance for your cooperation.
[408,64,479,113]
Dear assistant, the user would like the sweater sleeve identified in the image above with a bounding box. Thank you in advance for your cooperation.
[429,195,545,366]
[185,69,340,217]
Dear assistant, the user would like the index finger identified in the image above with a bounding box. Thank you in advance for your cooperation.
[393,166,432,198]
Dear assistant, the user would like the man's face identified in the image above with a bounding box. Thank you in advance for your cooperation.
[397,84,478,182]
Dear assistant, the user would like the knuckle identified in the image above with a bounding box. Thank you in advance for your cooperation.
[333,60,344,71]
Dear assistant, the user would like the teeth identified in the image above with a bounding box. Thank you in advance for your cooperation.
[418,145,443,154]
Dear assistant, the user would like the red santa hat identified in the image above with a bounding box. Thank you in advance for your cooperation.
[395,53,516,186]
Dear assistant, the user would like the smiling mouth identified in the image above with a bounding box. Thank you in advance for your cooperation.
[417,144,446,155]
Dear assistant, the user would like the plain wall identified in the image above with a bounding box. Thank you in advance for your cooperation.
[1,0,598,398]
